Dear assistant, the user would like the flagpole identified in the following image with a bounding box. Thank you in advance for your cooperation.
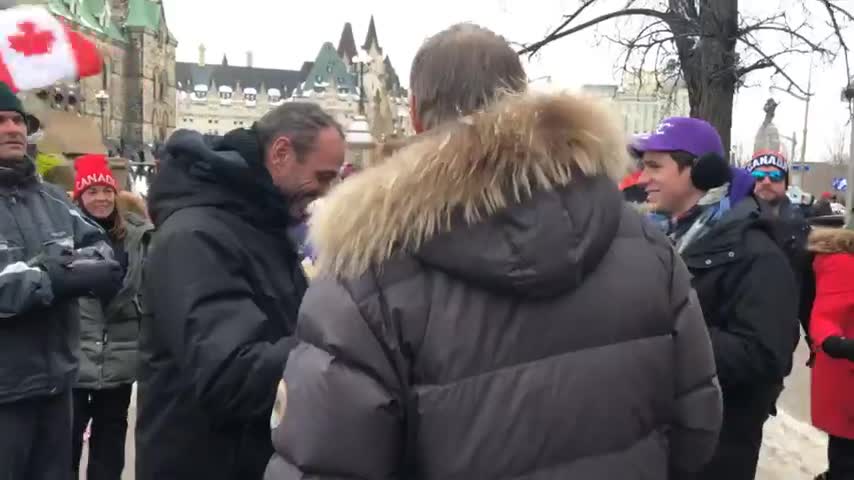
[844,76,854,222]
[799,59,813,187]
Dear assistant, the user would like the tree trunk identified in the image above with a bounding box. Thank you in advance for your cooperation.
[672,0,739,161]
[696,77,735,161]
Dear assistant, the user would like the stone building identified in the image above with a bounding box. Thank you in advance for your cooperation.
[583,71,690,135]
[175,16,411,142]
[175,47,305,135]
[18,0,177,157]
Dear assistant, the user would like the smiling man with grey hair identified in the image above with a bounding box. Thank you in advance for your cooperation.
[137,101,345,480]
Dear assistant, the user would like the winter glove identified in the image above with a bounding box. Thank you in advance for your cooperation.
[32,251,123,300]
[821,336,854,362]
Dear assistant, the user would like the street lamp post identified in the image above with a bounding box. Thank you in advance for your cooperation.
[351,51,370,116]
[843,76,854,221]
[95,89,109,139]
[345,115,375,168]
[771,67,814,188]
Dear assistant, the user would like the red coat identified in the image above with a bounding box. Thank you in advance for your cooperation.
[810,229,854,439]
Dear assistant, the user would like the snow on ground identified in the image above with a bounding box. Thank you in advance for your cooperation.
[757,408,827,479]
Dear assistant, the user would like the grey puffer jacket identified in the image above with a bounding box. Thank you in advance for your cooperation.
[77,212,153,389]
[266,93,723,480]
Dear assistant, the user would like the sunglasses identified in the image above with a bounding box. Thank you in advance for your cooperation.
[751,170,785,183]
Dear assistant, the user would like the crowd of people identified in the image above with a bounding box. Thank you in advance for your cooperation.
[1,21,854,480]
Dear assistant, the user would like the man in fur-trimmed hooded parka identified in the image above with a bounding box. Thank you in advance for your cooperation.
[265,23,722,480]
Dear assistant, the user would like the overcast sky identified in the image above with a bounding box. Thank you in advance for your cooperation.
[162,0,853,169]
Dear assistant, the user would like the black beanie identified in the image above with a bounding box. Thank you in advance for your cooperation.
[0,82,25,118]
[0,82,39,133]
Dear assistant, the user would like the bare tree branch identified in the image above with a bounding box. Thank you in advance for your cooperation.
[736,43,816,79]
[737,33,812,97]
[817,0,852,86]
[770,85,811,102]
[736,12,786,36]
[519,7,672,56]
[517,0,853,153]
[538,0,598,54]
[738,25,830,54]
[824,0,854,22]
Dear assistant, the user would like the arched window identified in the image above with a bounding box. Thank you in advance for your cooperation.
[159,71,168,101]
[152,69,160,104]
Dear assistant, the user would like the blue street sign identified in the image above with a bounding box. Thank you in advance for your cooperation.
[832,177,848,192]
[791,165,811,171]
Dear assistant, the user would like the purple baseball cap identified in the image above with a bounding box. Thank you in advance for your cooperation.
[631,117,725,158]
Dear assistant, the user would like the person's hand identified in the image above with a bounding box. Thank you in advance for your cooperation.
[822,336,854,362]
[68,255,123,299]
[33,252,122,300]
[805,336,816,367]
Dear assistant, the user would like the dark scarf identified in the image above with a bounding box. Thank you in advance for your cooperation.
[0,156,36,189]
[214,129,307,292]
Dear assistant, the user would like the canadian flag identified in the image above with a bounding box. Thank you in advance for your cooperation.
[0,6,101,92]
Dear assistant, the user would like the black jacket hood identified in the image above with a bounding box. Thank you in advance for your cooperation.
[148,128,292,230]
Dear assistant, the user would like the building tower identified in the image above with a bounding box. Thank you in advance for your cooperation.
[121,0,177,150]
[337,22,357,69]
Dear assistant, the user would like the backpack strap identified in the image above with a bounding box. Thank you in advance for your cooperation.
[342,265,421,478]
[367,265,420,477]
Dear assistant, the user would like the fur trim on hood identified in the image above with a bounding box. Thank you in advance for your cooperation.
[808,228,854,255]
[311,92,630,279]
[117,191,149,220]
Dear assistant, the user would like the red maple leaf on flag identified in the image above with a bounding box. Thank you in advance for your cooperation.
[8,21,55,57]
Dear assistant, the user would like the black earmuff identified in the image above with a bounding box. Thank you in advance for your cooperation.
[690,153,731,191]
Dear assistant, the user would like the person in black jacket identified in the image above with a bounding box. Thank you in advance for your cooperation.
[747,150,815,353]
[136,102,345,480]
[637,118,800,480]
[0,82,122,480]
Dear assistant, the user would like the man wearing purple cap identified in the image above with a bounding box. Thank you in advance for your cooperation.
[637,117,799,480]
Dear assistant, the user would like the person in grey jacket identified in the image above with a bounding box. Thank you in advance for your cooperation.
[70,154,153,480]
[0,82,122,480]
[266,24,722,480]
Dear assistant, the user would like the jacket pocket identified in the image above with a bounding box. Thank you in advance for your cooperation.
[0,239,26,269]
[0,313,51,397]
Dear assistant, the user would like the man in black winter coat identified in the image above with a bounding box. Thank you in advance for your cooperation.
[0,81,121,480]
[137,103,345,480]
[747,150,815,339]
[637,119,800,480]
